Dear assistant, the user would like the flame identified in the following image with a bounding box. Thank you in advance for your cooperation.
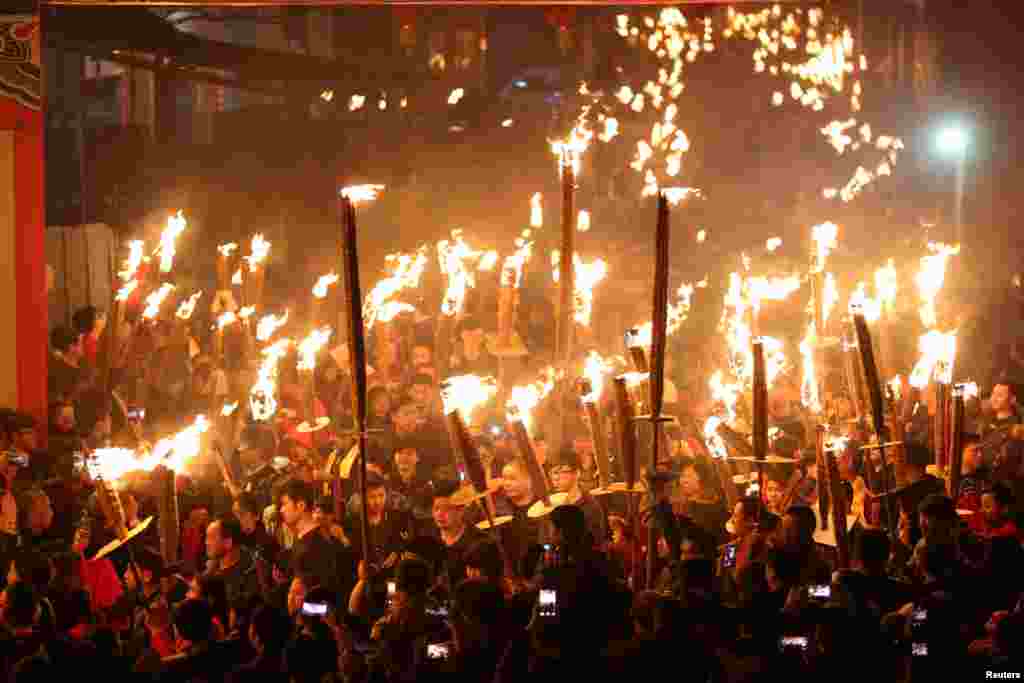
[719,271,790,389]
[441,374,497,421]
[142,284,176,320]
[915,242,960,329]
[552,252,609,326]
[91,415,210,480]
[349,94,365,111]
[437,230,493,317]
[340,184,385,204]
[217,243,238,257]
[507,367,558,434]
[478,251,499,271]
[246,234,271,269]
[118,240,145,282]
[155,211,187,273]
[530,193,543,228]
[961,381,978,400]
[848,281,881,323]
[630,281,697,346]
[232,268,243,285]
[799,321,822,414]
[747,274,802,312]
[297,326,332,372]
[581,351,611,403]
[578,209,591,233]
[216,311,238,330]
[551,119,593,177]
[811,221,839,272]
[175,291,203,320]
[766,237,783,252]
[910,330,957,388]
[888,375,902,402]
[221,402,239,417]
[874,258,898,314]
[312,272,339,299]
[662,187,701,206]
[250,338,292,421]
[709,371,742,423]
[447,88,465,105]
[238,306,256,320]
[364,247,429,329]
[702,416,729,459]
[502,230,534,289]
[115,280,138,302]
[256,311,289,342]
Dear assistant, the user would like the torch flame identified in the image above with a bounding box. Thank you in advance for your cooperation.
[848,281,881,323]
[216,311,238,330]
[447,88,465,105]
[155,211,187,274]
[551,252,609,326]
[238,306,256,320]
[661,187,701,206]
[799,321,822,414]
[364,247,429,329]
[441,374,498,421]
[142,284,176,320]
[915,242,960,329]
[581,351,611,403]
[874,258,898,314]
[115,280,139,302]
[250,338,292,421]
[888,375,903,402]
[702,416,729,459]
[811,221,839,272]
[232,268,243,286]
[910,330,957,389]
[578,209,591,233]
[340,184,385,204]
[217,243,238,257]
[312,272,340,299]
[118,240,145,282]
[502,231,534,289]
[91,415,210,480]
[297,327,333,372]
[551,120,594,177]
[437,230,493,318]
[246,234,271,269]
[221,402,239,417]
[175,291,203,320]
[256,311,289,342]
[507,367,558,434]
[530,193,543,228]
[766,237,783,252]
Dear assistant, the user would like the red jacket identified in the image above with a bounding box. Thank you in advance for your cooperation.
[969,514,1021,541]
[78,556,124,612]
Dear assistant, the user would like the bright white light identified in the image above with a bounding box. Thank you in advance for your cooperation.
[937,126,968,156]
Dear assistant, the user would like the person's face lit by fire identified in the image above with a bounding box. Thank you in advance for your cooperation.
[730,501,757,538]
[366,485,388,518]
[765,479,783,510]
[501,463,531,502]
[432,497,465,534]
[680,466,702,499]
[393,404,420,435]
[394,449,418,483]
[278,495,305,530]
[551,465,578,494]
[412,345,432,368]
[961,443,982,475]
[991,384,1016,417]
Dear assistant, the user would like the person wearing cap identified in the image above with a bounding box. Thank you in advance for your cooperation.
[546,448,607,548]
[431,479,486,591]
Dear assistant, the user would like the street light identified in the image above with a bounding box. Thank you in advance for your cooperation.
[936,125,969,245]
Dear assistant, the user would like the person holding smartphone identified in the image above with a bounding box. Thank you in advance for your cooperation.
[285,587,339,683]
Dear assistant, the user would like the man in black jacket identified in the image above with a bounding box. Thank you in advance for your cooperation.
[205,516,261,606]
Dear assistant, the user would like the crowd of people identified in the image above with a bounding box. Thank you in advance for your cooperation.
[0,281,1015,683]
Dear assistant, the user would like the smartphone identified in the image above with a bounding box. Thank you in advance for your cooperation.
[911,642,928,657]
[807,584,832,600]
[426,643,451,660]
[721,543,737,568]
[301,601,329,617]
[911,607,927,623]
[538,589,558,617]
[387,581,397,597]
[779,635,808,651]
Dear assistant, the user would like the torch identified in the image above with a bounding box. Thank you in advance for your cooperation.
[822,429,851,569]
[549,153,576,455]
[852,311,897,540]
[751,339,768,499]
[246,234,271,311]
[217,243,238,292]
[339,185,383,564]
[947,383,967,500]
[298,326,333,435]
[506,405,551,502]
[215,311,238,362]
[578,376,611,490]
[312,273,339,329]
[154,464,179,564]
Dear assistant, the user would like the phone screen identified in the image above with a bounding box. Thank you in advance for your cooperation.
[779,636,808,651]
[538,589,557,617]
[426,643,451,660]
[301,601,328,616]
[911,642,928,657]
[807,584,831,599]
[911,607,927,623]
[387,581,396,596]
[721,543,737,568]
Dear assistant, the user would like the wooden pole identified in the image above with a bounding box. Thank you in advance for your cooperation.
[582,397,611,489]
[933,382,949,472]
[947,386,966,500]
[852,312,897,541]
[552,158,577,453]
[507,418,551,502]
[340,196,371,565]
[821,427,851,569]
[154,464,180,564]
[815,424,830,531]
